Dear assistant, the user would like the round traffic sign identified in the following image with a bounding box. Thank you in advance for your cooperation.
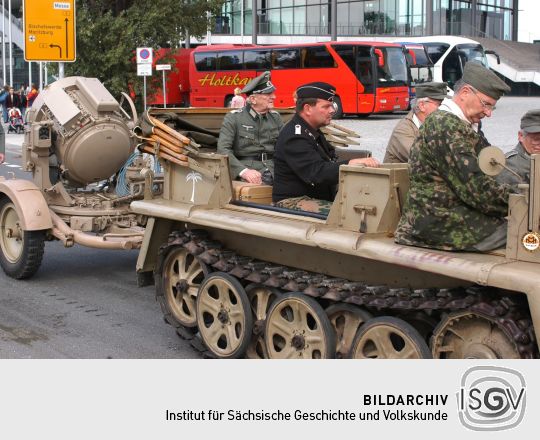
[140,49,150,60]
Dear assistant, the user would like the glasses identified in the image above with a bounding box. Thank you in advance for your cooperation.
[469,87,496,111]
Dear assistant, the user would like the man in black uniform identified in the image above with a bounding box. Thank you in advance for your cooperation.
[273,82,378,215]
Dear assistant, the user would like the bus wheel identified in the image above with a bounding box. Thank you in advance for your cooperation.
[224,95,233,107]
[333,96,343,119]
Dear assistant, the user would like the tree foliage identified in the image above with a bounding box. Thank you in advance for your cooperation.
[65,0,224,99]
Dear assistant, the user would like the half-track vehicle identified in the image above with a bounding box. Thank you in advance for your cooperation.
[0,77,149,279]
[133,109,540,360]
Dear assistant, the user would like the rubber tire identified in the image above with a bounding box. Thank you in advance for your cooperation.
[350,316,432,359]
[0,198,45,279]
[333,95,343,119]
[155,245,209,329]
[196,272,253,359]
[265,292,336,359]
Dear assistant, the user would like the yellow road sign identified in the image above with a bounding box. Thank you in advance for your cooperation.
[24,0,76,62]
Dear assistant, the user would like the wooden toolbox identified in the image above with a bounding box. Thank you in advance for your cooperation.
[232,181,273,205]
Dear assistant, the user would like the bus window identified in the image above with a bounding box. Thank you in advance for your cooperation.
[332,45,355,72]
[302,46,336,68]
[424,43,450,64]
[272,48,300,69]
[333,45,374,93]
[455,43,488,67]
[218,51,243,71]
[376,47,408,87]
[244,50,271,70]
[194,52,217,71]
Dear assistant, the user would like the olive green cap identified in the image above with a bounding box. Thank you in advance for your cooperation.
[415,82,449,100]
[240,71,275,96]
[462,61,510,100]
[521,109,540,133]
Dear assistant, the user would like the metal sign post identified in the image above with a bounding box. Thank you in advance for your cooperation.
[136,48,153,111]
[156,64,171,108]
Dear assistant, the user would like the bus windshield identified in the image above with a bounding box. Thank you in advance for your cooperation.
[456,43,488,67]
[376,47,408,87]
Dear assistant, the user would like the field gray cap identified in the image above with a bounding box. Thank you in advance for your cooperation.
[241,71,275,95]
[521,109,540,133]
[415,82,449,100]
[462,61,510,100]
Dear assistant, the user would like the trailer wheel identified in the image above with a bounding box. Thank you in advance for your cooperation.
[0,198,45,279]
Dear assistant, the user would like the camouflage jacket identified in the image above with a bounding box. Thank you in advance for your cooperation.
[217,104,283,178]
[496,142,529,188]
[395,110,513,251]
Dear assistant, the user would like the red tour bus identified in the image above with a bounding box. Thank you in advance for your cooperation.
[151,42,410,117]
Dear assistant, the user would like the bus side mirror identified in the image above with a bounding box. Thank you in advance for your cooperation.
[485,50,501,65]
[374,49,384,67]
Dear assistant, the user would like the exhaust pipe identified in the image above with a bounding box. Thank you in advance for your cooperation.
[49,210,143,250]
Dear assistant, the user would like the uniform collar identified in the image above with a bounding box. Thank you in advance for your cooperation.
[412,113,422,129]
[246,103,268,120]
[517,141,530,158]
[439,98,479,132]
[294,113,321,139]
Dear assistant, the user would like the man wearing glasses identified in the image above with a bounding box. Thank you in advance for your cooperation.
[395,61,513,252]
[384,82,449,163]
[497,109,540,188]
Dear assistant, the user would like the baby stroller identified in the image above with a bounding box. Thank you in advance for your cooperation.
[7,107,24,134]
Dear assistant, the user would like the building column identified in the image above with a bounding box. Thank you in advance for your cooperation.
[426,0,434,35]
[252,0,258,44]
[512,0,518,41]
[330,0,337,40]
[471,0,477,37]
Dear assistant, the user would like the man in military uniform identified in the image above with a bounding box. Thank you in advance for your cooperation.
[395,61,514,251]
[496,109,540,187]
[384,82,448,163]
[217,71,283,184]
[273,82,379,215]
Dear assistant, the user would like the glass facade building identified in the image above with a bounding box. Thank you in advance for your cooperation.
[215,0,518,41]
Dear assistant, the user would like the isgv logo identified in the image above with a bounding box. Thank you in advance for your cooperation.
[457,366,526,431]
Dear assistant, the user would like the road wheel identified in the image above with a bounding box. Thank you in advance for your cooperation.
[196,272,253,358]
[326,303,372,359]
[265,293,336,359]
[245,284,280,359]
[333,96,343,119]
[156,246,207,329]
[0,198,45,279]
[431,311,521,359]
[350,316,432,359]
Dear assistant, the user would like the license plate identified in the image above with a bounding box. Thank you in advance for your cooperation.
[393,104,401,109]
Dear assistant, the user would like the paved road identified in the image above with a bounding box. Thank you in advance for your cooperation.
[0,97,536,358]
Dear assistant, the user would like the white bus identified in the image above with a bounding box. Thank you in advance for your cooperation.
[393,36,499,89]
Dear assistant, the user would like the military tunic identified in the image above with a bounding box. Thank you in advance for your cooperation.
[496,142,530,188]
[395,110,513,251]
[217,103,283,179]
[273,113,346,203]
[383,111,419,163]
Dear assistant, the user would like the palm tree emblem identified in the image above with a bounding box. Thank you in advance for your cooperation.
[186,171,202,203]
